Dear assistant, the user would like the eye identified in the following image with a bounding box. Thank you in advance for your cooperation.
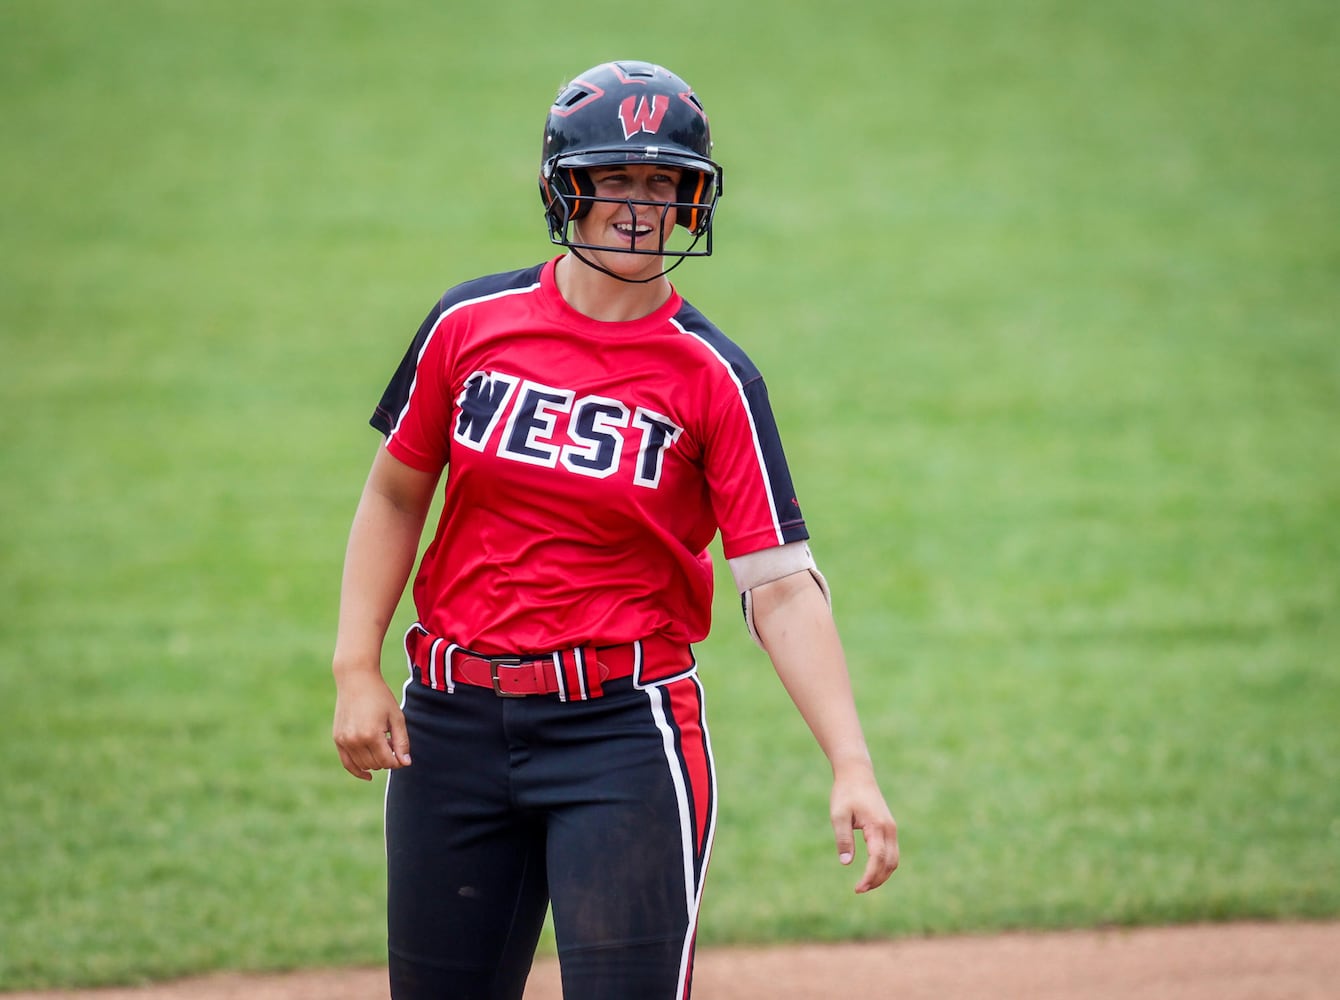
[588,167,681,198]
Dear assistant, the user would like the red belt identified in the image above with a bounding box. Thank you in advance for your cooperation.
[404,625,694,701]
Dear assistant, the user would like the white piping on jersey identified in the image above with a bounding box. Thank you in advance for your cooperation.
[669,317,787,548]
[387,282,543,446]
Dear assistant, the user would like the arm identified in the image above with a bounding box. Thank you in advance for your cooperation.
[331,446,440,780]
[750,571,899,893]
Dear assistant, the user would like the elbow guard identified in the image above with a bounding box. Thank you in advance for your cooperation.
[732,542,832,650]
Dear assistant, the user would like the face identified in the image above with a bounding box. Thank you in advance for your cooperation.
[572,163,683,279]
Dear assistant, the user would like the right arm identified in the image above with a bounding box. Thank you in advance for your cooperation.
[331,445,440,780]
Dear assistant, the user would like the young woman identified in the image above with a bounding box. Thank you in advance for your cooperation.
[331,59,898,1000]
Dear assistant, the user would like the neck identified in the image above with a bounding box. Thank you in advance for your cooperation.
[554,253,672,322]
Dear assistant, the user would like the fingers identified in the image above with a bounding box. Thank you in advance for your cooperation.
[332,689,412,781]
[336,727,409,780]
[337,718,410,777]
[832,789,899,893]
[338,748,374,782]
[388,713,412,767]
[832,814,857,868]
[852,818,899,894]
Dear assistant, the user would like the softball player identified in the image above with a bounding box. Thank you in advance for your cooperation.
[331,60,898,1000]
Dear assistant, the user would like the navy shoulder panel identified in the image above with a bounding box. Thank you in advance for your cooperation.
[370,264,546,436]
[438,262,546,311]
[672,298,763,384]
[672,297,809,547]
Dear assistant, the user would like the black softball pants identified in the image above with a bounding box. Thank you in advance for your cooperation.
[385,671,717,1000]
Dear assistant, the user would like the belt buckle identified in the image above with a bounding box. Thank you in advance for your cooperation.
[488,656,527,697]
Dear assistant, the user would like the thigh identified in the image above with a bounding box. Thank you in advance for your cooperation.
[386,683,549,1000]
[539,675,718,999]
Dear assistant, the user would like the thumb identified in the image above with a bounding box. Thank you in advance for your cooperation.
[389,709,412,765]
[832,812,855,866]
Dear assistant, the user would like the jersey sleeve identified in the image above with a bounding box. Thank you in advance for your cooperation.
[703,363,810,559]
[369,300,454,474]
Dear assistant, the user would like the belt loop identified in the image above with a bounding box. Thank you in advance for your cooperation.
[422,637,440,691]
[533,659,552,698]
[581,646,603,700]
[403,623,430,687]
[552,646,573,702]
[441,641,458,694]
[554,647,601,701]
[402,624,459,694]
[407,630,658,698]
[402,624,418,679]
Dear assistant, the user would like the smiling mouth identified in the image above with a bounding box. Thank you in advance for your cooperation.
[614,221,655,245]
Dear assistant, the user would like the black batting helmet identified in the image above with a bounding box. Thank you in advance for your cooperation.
[538,61,724,265]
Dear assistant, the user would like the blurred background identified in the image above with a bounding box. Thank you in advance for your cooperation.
[1,0,1336,989]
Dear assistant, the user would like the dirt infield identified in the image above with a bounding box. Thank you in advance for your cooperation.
[8,922,1338,1000]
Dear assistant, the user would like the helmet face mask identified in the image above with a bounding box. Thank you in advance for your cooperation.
[538,61,724,281]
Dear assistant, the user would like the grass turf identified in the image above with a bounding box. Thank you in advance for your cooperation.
[1,0,1336,988]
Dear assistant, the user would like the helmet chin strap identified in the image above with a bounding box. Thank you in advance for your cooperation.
[567,244,688,284]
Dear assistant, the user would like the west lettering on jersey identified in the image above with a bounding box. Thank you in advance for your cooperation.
[453,370,679,487]
[561,396,630,478]
[502,381,574,466]
[632,407,681,488]
[454,371,519,451]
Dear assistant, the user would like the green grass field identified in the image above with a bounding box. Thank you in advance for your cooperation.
[2,0,1337,989]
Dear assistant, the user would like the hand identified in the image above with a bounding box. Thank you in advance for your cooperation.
[332,669,412,781]
[830,760,899,893]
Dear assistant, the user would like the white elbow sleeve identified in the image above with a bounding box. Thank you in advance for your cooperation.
[731,542,833,649]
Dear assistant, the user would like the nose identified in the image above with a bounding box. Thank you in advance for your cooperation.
[620,177,659,205]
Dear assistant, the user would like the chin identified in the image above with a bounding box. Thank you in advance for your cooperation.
[593,250,664,281]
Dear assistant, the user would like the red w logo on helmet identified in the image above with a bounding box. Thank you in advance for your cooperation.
[618,95,669,139]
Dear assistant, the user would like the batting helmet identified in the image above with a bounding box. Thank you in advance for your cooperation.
[538,61,724,269]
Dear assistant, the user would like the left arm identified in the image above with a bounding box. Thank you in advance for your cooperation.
[750,570,900,893]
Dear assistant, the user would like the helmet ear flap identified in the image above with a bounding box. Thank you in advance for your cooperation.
[676,169,715,236]
[541,164,596,232]
[565,168,594,220]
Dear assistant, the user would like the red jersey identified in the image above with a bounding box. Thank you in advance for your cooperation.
[371,257,808,653]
